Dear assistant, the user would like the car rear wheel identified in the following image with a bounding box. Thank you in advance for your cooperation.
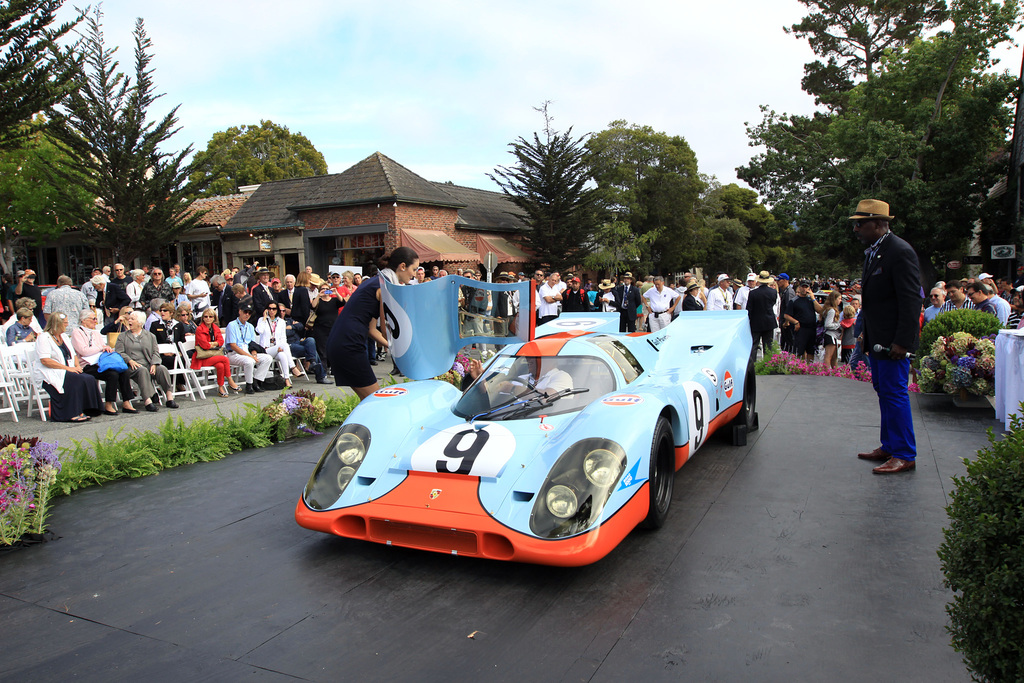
[641,416,674,530]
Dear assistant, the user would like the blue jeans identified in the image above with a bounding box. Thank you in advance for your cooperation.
[290,339,325,381]
[868,355,916,460]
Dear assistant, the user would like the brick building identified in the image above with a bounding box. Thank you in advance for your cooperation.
[221,152,529,278]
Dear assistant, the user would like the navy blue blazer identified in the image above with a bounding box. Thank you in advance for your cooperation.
[860,231,922,355]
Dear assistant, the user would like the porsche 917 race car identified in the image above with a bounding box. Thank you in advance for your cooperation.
[295,311,757,566]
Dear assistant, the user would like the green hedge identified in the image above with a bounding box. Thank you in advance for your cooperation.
[54,394,359,496]
[938,413,1024,681]
[919,310,1002,360]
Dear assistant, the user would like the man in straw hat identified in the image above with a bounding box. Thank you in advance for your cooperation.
[850,199,922,475]
[745,271,779,358]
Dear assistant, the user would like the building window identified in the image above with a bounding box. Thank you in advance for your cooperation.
[182,241,223,276]
[62,245,98,285]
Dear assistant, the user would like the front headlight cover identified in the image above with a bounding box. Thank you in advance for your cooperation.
[303,424,371,510]
[530,438,626,539]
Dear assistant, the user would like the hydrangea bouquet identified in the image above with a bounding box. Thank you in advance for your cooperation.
[433,351,474,387]
[1,437,61,547]
[262,389,328,439]
[918,332,996,396]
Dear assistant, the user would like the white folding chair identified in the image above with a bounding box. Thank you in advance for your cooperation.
[22,347,50,421]
[158,342,198,401]
[179,338,220,396]
[0,347,21,422]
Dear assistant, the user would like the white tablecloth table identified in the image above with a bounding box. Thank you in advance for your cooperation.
[994,329,1024,431]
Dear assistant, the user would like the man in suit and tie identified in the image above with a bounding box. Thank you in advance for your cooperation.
[250,267,275,318]
[851,199,923,475]
[615,272,643,332]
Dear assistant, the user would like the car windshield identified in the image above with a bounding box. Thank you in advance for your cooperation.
[453,354,617,421]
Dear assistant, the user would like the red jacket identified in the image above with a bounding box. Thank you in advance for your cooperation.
[191,322,225,370]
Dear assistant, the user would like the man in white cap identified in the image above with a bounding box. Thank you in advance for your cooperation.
[734,272,758,310]
[706,274,734,311]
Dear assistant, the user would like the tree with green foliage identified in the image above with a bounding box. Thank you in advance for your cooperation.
[708,183,795,274]
[489,104,598,272]
[189,120,328,197]
[586,120,705,274]
[0,119,92,273]
[740,0,1020,286]
[0,0,81,150]
[48,9,209,264]
[785,0,948,107]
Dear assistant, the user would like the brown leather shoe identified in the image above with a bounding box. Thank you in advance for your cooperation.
[857,447,890,461]
[872,457,916,474]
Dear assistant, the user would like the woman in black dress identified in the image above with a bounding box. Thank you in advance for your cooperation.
[34,313,103,422]
[309,274,343,373]
[683,282,705,311]
[327,248,419,400]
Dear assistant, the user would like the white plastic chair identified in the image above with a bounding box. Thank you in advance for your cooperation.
[179,338,221,396]
[158,342,198,401]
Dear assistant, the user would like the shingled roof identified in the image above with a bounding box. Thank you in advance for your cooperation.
[290,152,465,210]
[184,193,251,228]
[438,182,527,232]
[222,176,331,232]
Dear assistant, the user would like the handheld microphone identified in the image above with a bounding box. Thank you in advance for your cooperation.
[873,344,914,359]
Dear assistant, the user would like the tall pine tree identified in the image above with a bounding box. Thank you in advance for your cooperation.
[49,9,209,263]
[489,104,597,272]
[0,0,81,150]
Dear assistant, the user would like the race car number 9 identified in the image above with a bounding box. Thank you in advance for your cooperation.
[410,423,517,478]
[681,381,711,455]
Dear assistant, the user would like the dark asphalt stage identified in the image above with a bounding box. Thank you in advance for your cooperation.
[0,375,997,681]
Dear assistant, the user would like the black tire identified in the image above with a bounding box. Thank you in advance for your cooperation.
[640,416,674,530]
[731,358,758,432]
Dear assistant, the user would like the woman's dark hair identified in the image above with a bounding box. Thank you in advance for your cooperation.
[385,247,419,271]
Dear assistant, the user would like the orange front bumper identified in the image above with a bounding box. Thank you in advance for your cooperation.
[295,471,648,567]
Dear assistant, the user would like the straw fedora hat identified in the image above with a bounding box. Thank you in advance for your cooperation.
[848,199,894,221]
[598,279,615,291]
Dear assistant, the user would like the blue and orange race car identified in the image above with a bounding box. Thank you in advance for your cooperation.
[295,311,757,566]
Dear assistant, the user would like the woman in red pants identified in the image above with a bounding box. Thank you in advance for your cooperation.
[191,309,240,397]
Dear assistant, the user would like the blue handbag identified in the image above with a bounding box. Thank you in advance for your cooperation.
[97,351,128,373]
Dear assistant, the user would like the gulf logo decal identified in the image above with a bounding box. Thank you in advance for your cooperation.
[373,387,408,398]
[602,394,644,406]
[723,371,734,399]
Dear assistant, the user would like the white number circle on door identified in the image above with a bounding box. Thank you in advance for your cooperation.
[410,423,517,478]
[681,380,711,455]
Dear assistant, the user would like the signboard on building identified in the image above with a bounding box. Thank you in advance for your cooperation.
[991,244,1016,259]
[258,239,272,252]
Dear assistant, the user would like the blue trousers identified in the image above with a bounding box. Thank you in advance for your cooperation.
[868,355,916,460]
[290,339,325,381]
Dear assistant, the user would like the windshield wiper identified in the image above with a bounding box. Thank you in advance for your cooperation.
[469,387,545,422]
[495,387,590,420]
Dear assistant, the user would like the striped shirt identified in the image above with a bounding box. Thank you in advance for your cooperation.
[937,300,976,314]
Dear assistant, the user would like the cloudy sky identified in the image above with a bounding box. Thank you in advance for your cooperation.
[55,1,1023,193]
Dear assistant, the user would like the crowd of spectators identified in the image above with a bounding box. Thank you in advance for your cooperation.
[1,257,1020,421]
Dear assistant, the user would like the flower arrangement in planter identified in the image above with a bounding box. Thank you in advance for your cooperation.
[918,332,996,397]
[1,437,61,547]
[262,389,328,440]
[433,351,474,388]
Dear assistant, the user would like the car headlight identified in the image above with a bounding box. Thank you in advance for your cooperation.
[546,485,578,518]
[303,424,371,510]
[583,448,620,487]
[531,438,626,539]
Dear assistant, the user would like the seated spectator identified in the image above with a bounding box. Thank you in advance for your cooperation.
[225,304,273,394]
[2,297,44,343]
[5,308,38,345]
[144,298,165,330]
[175,304,197,335]
[171,284,189,309]
[100,306,134,336]
[149,302,186,384]
[191,309,239,397]
[71,309,136,415]
[34,312,102,422]
[255,302,300,388]
[115,311,178,411]
[284,317,329,384]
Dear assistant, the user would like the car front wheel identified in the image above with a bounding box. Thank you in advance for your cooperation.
[640,416,674,530]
